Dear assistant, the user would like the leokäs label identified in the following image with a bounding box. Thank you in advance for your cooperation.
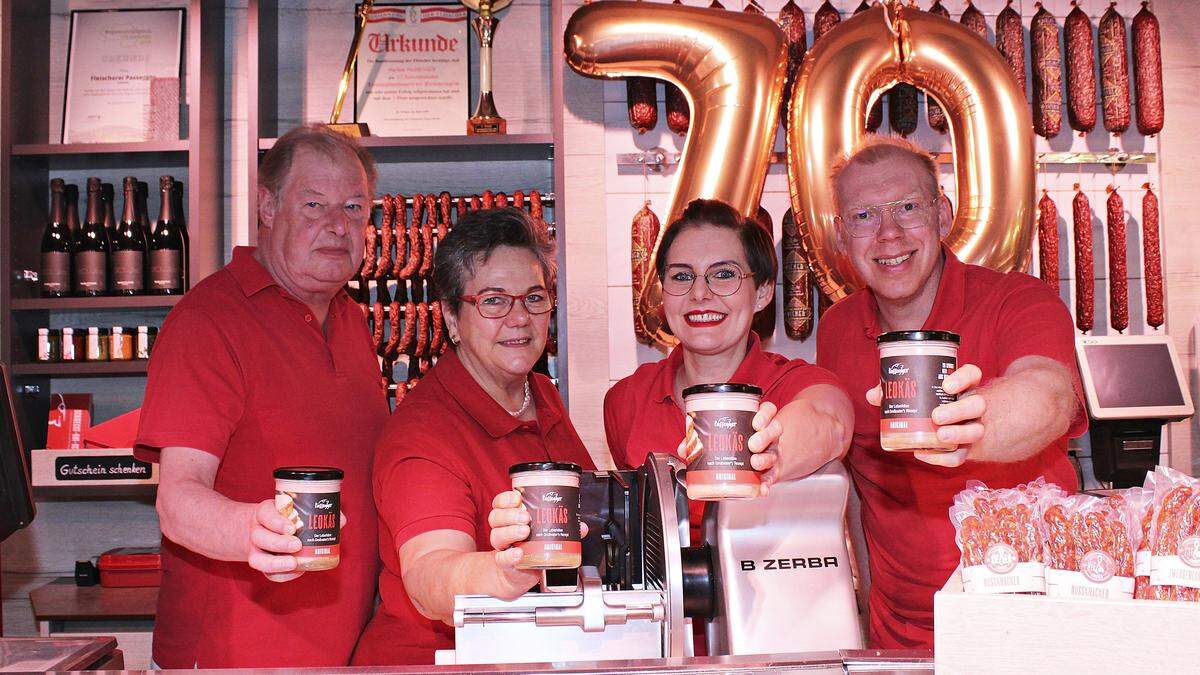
[879,353,956,433]
[276,490,341,558]
[684,409,757,485]
[519,484,581,557]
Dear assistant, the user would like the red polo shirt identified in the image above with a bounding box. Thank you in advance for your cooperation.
[604,334,847,533]
[134,247,388,668]
[351,347,594,666]
[815,246,1086,650]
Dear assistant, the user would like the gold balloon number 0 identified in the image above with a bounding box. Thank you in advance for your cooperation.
[565,1,1035,348]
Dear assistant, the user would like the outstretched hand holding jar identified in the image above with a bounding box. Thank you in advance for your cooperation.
[867,355,1079,468]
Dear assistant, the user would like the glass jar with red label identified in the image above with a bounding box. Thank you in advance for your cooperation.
[273,466,343,571]
[509,461,582,570]
[682,383,762,500]
[876,330,960,452]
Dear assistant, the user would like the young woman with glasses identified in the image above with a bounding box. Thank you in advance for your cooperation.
[353,208,594,666]
[603,199,855,547]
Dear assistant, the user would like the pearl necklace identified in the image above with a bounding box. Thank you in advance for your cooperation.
[507,381,532,417]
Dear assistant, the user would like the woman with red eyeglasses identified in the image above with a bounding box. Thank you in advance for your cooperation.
[352,208,594,666]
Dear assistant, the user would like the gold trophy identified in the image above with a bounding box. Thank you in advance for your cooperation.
[463,0,511,135]
[328,0,374,137]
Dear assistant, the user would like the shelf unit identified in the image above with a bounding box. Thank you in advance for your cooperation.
[245,0,570,401]
[0,0,225,448]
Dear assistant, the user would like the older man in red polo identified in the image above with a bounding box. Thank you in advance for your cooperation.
[134,125,388,668]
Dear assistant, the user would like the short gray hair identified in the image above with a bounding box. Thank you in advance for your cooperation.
[433,208,555,313]
[258,124,378,198]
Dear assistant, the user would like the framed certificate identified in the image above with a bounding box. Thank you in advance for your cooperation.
[353,2,470,137]
[62,8,185,144]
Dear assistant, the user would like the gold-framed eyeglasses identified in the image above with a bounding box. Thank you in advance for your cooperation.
[662,263,754,297]
[459,289,555,319]
[836,197,938,238]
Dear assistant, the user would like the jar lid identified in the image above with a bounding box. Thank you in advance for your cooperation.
[63,327,74,334]
[88,327,99,334]
[38,328,48,334]
[273,466,344,481]
[509,461,582,475]
[681,383,763,398]
[137,326,149,332]
[876,330,961,345]
[112,326,124,334]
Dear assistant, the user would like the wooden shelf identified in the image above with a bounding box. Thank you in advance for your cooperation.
[11,140,189,156]
[12,361,149,377]
[258,133,553,151]
[12,296,182,311]
[31,578,157,622]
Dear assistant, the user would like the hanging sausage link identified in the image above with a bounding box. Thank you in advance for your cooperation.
[1106,188,1129,333]
[1132,1,1164,135]
[1064,2,1098,134]
[1141,184,1165,328]
[1099,4,1132,134]
[1038,191,1059,289]
[1073,188,1095,333]
[996,1,1027,100]
[1031,3,1065,139]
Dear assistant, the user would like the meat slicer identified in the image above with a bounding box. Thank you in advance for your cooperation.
[435,453,862,665]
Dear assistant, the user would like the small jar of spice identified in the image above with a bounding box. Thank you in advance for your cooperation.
[110,326,134,361]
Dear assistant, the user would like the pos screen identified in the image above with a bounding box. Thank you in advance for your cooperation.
[1076,335,1194,421]
[0,362,35,541]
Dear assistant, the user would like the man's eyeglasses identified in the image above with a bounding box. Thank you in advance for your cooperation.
[662,263,754,297]
[459,289,555,319]
[836,197,937,238]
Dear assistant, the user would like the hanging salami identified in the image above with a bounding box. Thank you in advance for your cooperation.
[1132,1,1164,135]
[751,207,776,340]
[926,1,951,134]
[1064,2,1098,134]
[996,1,1027,99]
[1099,3,1132,134]
[777,0,806,130]
[1031,4,1065,138]
[1038,190,1059,289]
[626,77,658,134]
[1106,188,1129,333]
[376,194,395,280]
[813,1,841,43]
[960,1,987,38]
[630,202,661,343]
[889,84,919,137]
[1073,187,1095,333]
[1142,184,1164,328]
[781,208,814,340]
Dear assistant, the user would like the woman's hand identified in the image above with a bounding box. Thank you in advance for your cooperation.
[674,402,783,496]
[486,490,588,599]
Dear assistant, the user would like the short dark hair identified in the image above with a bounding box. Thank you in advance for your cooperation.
[258,124,378,199]
[433,207,556,313]
[654,199,776,287]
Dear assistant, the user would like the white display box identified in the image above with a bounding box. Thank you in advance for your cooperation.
[934,569,1200,674]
